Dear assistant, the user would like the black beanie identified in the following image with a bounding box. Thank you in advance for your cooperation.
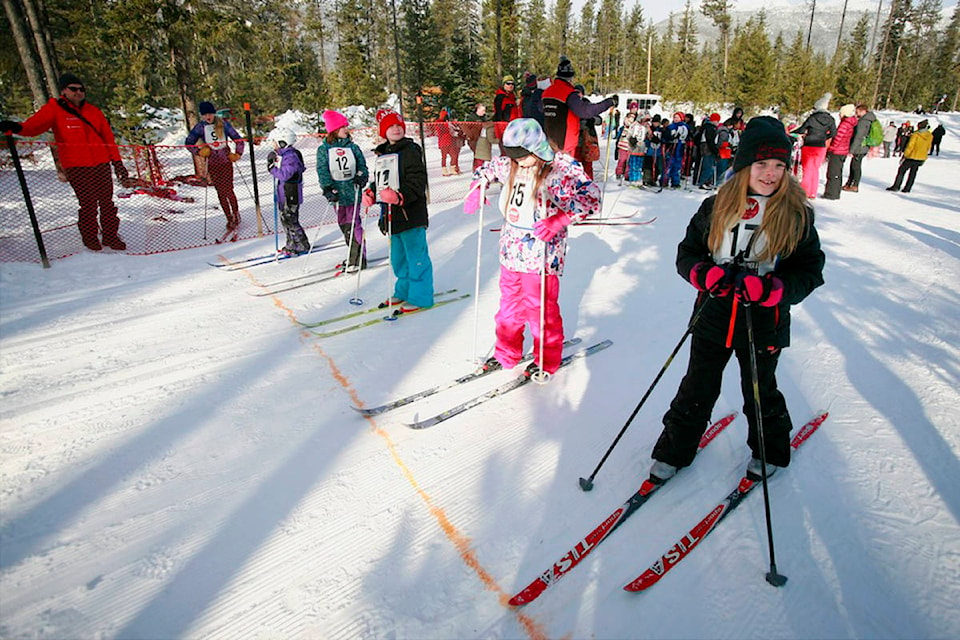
[58,73,82,91]
[556,57,575,80]
[732,116,794,173]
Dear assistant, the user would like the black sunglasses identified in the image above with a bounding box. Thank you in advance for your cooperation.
[65,85,86,92]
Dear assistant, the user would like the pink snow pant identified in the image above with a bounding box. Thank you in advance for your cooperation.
[615,148,629,177]
[494,266,564,374]
[800,146,827,198]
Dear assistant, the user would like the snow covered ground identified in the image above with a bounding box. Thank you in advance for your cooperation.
[1,111,958,639]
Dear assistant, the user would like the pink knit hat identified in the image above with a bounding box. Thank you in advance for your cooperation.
[322,110,350,133]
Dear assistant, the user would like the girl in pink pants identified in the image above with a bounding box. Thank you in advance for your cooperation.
[466,118,601,376]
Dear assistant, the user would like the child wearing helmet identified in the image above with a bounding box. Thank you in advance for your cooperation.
[267,127,310,256]
[464,118,600,377]
[317,110,369,271]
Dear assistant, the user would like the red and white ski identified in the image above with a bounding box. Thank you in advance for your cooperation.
[508,412,737,606]
[622,411,829,593]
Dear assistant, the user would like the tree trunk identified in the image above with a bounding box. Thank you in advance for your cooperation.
[835,0,849,58]
[21,0,58,96]
[872,0,895,107]
[807,0,817,49]
[2,0,48,108]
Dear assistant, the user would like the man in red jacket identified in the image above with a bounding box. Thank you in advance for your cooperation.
[542,57,617,156]
[1,73,131,251]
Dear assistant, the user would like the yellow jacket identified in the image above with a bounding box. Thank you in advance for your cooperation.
[903,130,933,161]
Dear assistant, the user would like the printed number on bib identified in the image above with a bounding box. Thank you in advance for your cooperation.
[502,175,538,230]
[328,147,357,181]
[203,124,226,149]
[374,154,400,194]
[717,196,775,275]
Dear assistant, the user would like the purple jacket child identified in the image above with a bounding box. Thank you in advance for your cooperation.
[267,130,310,255]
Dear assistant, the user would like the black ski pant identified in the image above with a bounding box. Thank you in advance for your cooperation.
[890,159,924,192]
[846,153,866,187]
[823,153,847,199]
[652,334,793,469]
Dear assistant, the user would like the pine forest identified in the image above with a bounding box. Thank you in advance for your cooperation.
[2,0,959,141]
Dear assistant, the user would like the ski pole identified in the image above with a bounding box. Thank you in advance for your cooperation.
[743,300,788,587]
[383,203,398,318]
[203,178,208,240]
[5,133,50,268]
[579,295,711,491]
[600,107,615,218]
[532,192,550,385]
[345,183,361,271]
[305,198,334,270]
[471,180,486,362]
[273,175,279,259]
[350,229,367,306]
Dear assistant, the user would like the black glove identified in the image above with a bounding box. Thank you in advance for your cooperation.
[322,186,340,203]
[266,151,277,168]
[112,160,129,183]
[0,120,23,135]
[378,207,388,235]
[609,95,619,107]
[352,174,366,187]
[629,136,638,147]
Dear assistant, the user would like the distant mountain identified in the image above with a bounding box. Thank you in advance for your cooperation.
[653,0,955,58]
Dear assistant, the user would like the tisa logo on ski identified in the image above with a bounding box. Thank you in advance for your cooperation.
[649,559,665,577]
[553,537,595,574]
[664,532,702,564]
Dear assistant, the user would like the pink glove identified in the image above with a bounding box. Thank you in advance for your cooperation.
[362,188,376,210]
[463,179,487,215]
[736,273,784,307]
[379,187,402,205]
[533,212,572,242]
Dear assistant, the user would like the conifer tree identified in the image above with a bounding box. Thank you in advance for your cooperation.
[834,15,872,106]
[728,12,775,112]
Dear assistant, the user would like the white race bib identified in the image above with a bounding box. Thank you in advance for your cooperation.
[716,196,775,274]
[328,147,356,181]
[374,154,400,193]
[202,124,226,149]
[500,171,539,230]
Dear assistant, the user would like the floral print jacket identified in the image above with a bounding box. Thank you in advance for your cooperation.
[474,152,600,275]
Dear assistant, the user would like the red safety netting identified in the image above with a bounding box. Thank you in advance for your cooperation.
[0,120,503,264]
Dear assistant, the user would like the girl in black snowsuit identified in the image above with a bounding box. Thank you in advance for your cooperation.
[649,116,825,483]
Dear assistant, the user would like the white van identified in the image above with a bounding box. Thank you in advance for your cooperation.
[607,93,664,119]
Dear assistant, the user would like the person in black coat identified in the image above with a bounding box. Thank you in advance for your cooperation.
[931,123,946,156]
[647,116,825,484]
[793,93,836,199]
[363,110,434,312]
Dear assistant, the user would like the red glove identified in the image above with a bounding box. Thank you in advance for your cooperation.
[736,273,784,307]
[533,212,572,242]
[362,188,376,210]
[379,187,402,205]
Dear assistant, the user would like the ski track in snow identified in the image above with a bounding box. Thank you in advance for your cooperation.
[1,111,959,639]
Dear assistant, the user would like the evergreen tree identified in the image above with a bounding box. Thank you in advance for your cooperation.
[728,12,775,113]
[934,1,960,110]
[700,0,733,98]
[335,0,386,109]
[834,15,872,106]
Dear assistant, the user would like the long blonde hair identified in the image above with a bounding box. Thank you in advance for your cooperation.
[708,167,810,262]
[506,156,553,208]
